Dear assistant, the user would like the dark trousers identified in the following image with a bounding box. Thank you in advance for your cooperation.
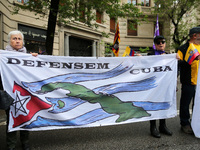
[150,119,166,127]
[179,84,196,126]
[6,109,29,149]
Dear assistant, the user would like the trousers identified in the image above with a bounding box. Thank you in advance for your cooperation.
[179,84,196,126]
[150,119,166,127]
[6,109,29,149]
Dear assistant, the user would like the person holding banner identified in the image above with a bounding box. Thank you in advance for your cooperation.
[38,46,47,55]
[4,30,38,150]
[148,35,173,138]
[177,26,200,134]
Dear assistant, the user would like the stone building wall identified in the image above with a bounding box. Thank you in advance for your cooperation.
[0,0,171,56]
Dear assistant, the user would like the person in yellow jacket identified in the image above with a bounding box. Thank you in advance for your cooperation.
[177,26,200,134]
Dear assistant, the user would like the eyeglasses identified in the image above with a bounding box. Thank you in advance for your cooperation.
[156,41,165,45]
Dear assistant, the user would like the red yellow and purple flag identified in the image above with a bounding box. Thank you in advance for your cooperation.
[112,22,120,57]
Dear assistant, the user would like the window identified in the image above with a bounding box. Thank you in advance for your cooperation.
[74,1,91,24]
[96,11,102,24]
[69,36,92,56]
[141,0,150,7]
[127,20,137,36]
[18,24,46,53]
[110,18,116,33]
[128,0,137,5]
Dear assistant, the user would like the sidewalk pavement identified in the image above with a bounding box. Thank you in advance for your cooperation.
[0,109,6,125]
[0,116,200,150]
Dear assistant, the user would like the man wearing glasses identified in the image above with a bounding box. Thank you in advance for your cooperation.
[177,26,200,134]
[148,35,173,138]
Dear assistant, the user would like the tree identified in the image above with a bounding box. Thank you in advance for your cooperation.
[154,0,200,51]
[13,0,146,55]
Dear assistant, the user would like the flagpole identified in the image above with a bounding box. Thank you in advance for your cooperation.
[153,15,160,50]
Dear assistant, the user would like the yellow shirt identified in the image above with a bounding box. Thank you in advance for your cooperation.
[177,43,200,85]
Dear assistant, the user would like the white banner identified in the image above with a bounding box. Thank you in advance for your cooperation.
[0,50,177,132]
[192,62,200,138]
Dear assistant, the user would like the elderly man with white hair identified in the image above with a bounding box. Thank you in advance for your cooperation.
[4,30,37,150]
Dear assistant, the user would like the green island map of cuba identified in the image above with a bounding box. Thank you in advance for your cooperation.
[18,63,170,129]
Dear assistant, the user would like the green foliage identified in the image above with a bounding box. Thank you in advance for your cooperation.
[12,0,147,54]
[104,43,113,56]
[153,0,200,51]
[13,0,147,28]
[139,47,149,53]
[102,32,109,38]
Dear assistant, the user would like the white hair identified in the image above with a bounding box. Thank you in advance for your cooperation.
[8,30,24,45]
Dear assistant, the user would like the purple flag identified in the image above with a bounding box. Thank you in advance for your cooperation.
[153,15,160,50]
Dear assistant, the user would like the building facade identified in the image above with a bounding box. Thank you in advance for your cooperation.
[0,0,170,57]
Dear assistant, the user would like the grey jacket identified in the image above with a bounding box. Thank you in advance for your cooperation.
[5,45,27,53]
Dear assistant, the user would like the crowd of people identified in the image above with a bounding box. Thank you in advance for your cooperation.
[2,26,200,149]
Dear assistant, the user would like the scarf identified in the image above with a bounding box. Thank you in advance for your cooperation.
[154,50,165,55]
[5,45,27,53]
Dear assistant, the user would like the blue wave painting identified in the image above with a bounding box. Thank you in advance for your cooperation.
[132,102,170,111]
[22,63,133,93]
[93,76,156,95]
[23,108,115,129]
[22,101,170,129]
